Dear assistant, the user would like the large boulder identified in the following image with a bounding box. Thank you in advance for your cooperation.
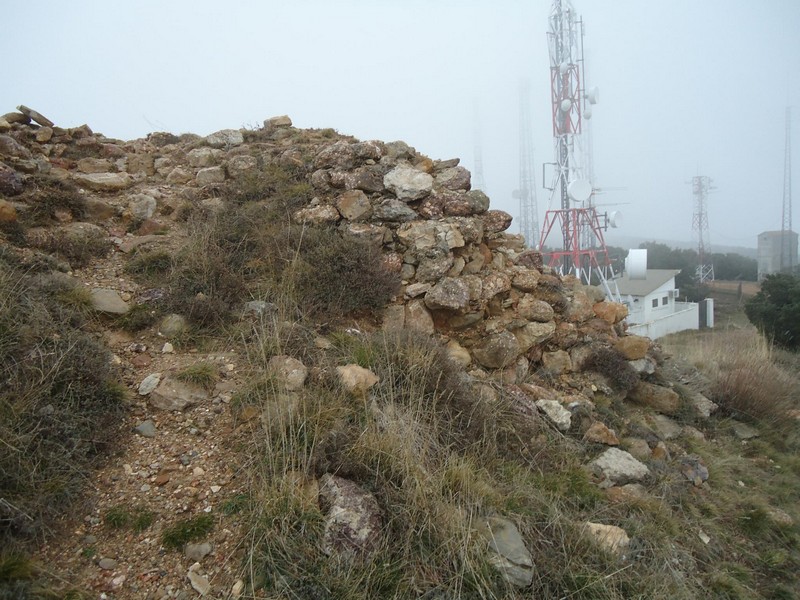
[424,277,470,312]
[472,331,520,369]
[205,129,243,148]
[72,172,133,192]
[383,165,433,201]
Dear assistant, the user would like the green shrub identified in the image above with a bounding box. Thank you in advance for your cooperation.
[0,259,126,548]
[124,249,173,281]
[745,274,800,349]
[176,362,218,390]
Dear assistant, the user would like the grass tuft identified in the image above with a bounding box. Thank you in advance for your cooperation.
[161,514,215,550]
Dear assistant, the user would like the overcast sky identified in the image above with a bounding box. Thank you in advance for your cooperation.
[4,0,800,249]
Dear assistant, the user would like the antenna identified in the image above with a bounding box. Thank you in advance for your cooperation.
[538,0,620,300]
[781,106,793,273]
[691,175,715,283]
[517,81,539,248]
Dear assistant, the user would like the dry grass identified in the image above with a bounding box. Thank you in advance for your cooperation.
[662,328,800,428]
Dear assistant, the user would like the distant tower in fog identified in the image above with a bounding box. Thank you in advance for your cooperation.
[691,175,715,283]
[516,81,539,248]
[781,107,793,273]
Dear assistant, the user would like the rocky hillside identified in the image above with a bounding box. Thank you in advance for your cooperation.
[1,106,799,599]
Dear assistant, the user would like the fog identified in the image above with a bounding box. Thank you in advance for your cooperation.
[3,0,799,248]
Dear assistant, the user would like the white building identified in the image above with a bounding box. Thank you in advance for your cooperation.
[616,269,709,339]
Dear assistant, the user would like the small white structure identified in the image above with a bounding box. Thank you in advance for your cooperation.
[617,269,704,339]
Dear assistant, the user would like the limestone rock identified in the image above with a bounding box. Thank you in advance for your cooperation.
[90,288,130,314]
[35,127,53,142]
[584,522,630,557]
[0,134,32,158]
[129,194,157,220]
[513,321,556,354]
[511,270,540,293]
[226,154,258,178]
[627,381,681,415]
[268,355,308,391]
[472,331,520,369]
[372,198,417,222]
[541,350,572,375]
[264,115,292,129]
[383,164,433,200]
[434,166,471,191]
[134,420,157,438]
[187,147,220,167]
[319,474,383,559]
[294,204,340,225]
[336,364,380,395]
[593,301,628,324]
[478,516,534,588]
[150,377,208,411]
[187,569,211,596]
[649,414,682,440]
[536,399,571,431]
[138,373,161,396]
[614,335,650,360]
[583,422,620,446]
[73,172,133,192]
[185,542,213,562]
[205,128,243,148]
[404,300,435,334]
[517,296,553,322]
[424,277,470,312]
[689,391,718,419]
[590,448,650,485]
[17,104,54,127]
[196,166,225,185]
[481,210,513,233]
[336,189,372,221]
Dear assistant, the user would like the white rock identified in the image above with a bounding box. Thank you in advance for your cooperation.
[187,570,211,596]
[138,373,162,396]
[536,399,571,431]
[590,448,650,485]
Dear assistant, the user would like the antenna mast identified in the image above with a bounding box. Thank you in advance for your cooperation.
[517,81,539,248]
[781,107,793,273]
[472,108,487,194]
[538,0,616,296]
[691,175,715,283]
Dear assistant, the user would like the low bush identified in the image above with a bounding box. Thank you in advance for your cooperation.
[161,515,215,550]
[580,346,640,393]
[745,273,800,349]
[0,258,125,550]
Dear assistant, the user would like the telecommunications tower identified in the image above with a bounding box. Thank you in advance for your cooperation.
[516,81,539,248]
[538,0,617,295]
[780,107,793,273]
[691,175,714,283]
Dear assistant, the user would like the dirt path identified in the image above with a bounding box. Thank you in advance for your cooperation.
[37,233,254,600]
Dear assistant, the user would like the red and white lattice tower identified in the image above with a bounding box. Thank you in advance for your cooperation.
[538,0,615,296]
[691,175,715,283]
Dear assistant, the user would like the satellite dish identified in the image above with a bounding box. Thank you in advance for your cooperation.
[587,87,600,105]
[583,105,592,120]
[609,211,622,228]
[567,178,592,202]
[560,99,572,112]
[559,61,569,74]
[625,249,647,280]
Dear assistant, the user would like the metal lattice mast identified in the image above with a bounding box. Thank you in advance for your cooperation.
[691,175,715,283]
[518,82,539,248]
[781,107,793,273]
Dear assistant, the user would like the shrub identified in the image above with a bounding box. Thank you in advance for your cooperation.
[0,259,125,548]
[124,249,173,282]
[580,346,640,392]
[18,177,86,227]
[176,362,218,390]
[745,274,800,349]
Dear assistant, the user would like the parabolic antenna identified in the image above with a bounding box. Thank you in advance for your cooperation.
[625,249,648,280]
[583,105,593,120]
[559,99,572,112]
[559,61,569,74]
[586,86,600,105]
[609,211,622,228]
[567,178,592,202]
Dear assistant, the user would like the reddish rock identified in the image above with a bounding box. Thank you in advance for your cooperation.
[614,335,650,360]
[583,421,620,446]
[0,199,18,223]
[593,301,628,324]
[481,210,513,233]
[627,381,682,415]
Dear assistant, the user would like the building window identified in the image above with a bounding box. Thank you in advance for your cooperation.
[662,296,669,306]
[651,298,658,308]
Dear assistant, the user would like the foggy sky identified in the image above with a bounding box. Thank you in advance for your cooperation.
[3,0,800,249]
